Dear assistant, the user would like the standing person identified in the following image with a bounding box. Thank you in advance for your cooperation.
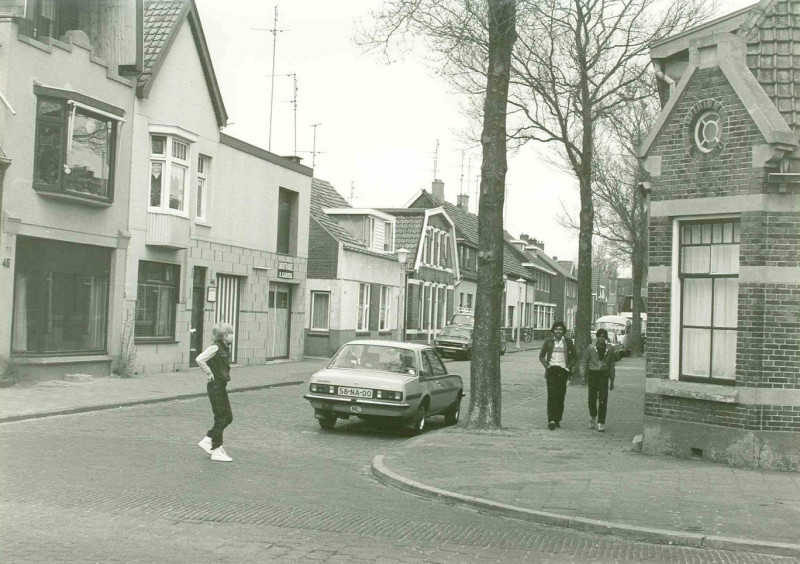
[581,328,616,432]
[539,321,578,430]
[196,322,235,462]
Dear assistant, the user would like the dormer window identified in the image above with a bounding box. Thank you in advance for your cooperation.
[384,221,394,252]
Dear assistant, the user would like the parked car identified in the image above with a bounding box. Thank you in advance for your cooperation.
[594,315,632,358]
[434,326,507,359]
[303,340,464,434]
[449,311,475,327]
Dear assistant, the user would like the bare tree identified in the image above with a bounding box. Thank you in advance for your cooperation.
[358,0,517,429]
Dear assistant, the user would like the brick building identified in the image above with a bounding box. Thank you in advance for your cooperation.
[639,0,800,470]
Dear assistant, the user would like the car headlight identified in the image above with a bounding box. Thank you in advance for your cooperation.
[375,390,403,401]
[310,383,335,394]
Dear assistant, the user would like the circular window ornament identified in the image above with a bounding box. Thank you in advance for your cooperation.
[694,111,722,153]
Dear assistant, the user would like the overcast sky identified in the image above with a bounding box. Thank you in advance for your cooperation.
[196,0,757,263]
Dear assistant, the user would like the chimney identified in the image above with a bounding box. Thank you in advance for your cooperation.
[553,256,558,261]
[457,193,470,213]
[432,179,445,202]
[526,238,544,251]
[284,155,303,164]
[520,233,531,243]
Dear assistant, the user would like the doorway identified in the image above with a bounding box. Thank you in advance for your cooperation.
[215,274,241,363]
[266,282,292,359]
[189,267,206,366]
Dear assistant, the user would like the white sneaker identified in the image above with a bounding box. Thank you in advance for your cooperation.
[198,436,213,455]
[589,417,596,429]
[210,446,232,462]
[597,423,605,432]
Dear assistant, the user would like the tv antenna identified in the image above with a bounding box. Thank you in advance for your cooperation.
[252,5,289,152]
[459,150,465,195]
[350,181,356,205]
[310,123,321,169]
[433,139,440,180]
[266,72,298,155]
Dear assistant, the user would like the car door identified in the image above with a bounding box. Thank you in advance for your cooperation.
[423,348,454,413]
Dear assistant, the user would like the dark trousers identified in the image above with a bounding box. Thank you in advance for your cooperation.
[545,366,570,423]
[206,380,233,449]
[587,371,610,424]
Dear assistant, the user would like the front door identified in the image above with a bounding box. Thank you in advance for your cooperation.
[266,282,291,359]
[215,274,241,363]
[189,267,206,366]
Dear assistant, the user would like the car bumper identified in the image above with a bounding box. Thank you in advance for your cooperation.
[304,393,414,419]
[435,345,468,356]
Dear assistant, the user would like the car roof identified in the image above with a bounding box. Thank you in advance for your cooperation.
[345,340,431,350]
[595,315,631,324]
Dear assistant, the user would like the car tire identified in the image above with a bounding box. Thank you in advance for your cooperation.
[318,415,337,430]
[444,396,461,425]
[411,401,428,435]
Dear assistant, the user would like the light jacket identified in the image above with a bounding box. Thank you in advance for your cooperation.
[580,344,616,382]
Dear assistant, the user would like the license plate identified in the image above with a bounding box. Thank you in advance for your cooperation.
[338,387,372,398]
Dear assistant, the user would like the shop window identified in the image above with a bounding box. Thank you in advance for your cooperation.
[277,188,299,255]
[12,237,110,354]
[135,261,180,340]
[33,95,120,203]
[310,291,330,331]
[678,219,740,383]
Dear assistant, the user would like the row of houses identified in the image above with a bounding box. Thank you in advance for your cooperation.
[0,0,581,379]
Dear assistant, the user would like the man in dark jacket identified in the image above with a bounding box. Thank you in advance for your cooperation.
[539,321,578,430]
[580,328,616,432]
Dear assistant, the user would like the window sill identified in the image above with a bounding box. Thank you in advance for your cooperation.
[308,330,330,336]
[11,354,112,365]
[355,331,371,337]
[194,220,211,228]
[35,188,112,207]
[148,208,190,219]
[657,380,738,403]
[134,338,180,345]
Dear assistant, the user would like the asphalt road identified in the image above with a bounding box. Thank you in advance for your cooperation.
[0,353,793,563]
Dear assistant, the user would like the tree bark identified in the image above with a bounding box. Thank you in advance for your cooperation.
[464,0,517,429]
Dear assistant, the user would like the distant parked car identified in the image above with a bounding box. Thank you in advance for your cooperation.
[303,340,464,434]
[449,311,475,327]
[434,326,507,359]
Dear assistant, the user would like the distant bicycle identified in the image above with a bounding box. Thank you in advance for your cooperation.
[522,328,533,343]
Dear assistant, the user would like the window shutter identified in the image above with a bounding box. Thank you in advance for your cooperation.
[369,284,380,331]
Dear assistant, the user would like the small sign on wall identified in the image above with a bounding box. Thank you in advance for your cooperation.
[278,260,294,280]
[206,286,217,302]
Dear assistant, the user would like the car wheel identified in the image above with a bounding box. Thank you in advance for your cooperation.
[411,401,428,434]
[444,396,461,425]
[318,415,337,430]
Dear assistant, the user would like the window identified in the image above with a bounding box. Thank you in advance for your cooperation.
[424,349,448,376]
[357,283,370,332]
[277,188,299,255]
[384,222,394,252]
[196,155,210,221]
[135,261,180,339]
[15,0,81,42]
[12,237,110,354]
[150,135,190,214]
[310,291,330,331]
[694,111,722,153]
[379,285,391,330]
[33,96,119,202]
[507,305,515,328]
[679,219,740,382]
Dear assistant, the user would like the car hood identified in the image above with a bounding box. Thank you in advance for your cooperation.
[310,368,416,388]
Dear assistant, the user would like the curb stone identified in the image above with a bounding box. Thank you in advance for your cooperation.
[0,380,304,424]
[371,454,800,558]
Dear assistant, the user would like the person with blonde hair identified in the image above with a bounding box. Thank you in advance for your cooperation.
[196,322,235,461]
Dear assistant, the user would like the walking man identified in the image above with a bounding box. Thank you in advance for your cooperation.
[581,328,616,432]
[539,321,578,430]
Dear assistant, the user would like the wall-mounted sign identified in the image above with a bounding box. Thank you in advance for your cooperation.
[206,286,217,302]
[277,261,294,279]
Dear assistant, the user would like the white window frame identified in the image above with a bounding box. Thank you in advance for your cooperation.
[149,133,193,216]
[357,283,370,332]
[383,221,394,252]
[310,291,331,331]
[196,154,210,222]
[670,215,741,383]
[379,285,391,330]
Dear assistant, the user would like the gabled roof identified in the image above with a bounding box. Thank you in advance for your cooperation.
[558,260,576,276]
[410,190,533,281]
[139,0,228,127]
[310,178,399,260]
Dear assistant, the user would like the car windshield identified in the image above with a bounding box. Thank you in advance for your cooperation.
[328,344,418,374]
[439,326,472,338]
[450,314,474,326]
[595,321,625,335]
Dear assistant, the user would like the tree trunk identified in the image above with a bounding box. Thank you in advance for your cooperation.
[463,0,517,430]
[573,172,594,386]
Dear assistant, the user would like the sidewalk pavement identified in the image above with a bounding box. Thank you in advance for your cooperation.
[3,349,798,557]
[0,359,327,423]
[373,355,800,559]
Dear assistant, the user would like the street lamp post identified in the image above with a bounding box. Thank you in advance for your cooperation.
[516,278,525,350]
[396,248,410,342]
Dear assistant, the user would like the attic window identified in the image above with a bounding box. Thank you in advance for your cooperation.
[694,111,721,153]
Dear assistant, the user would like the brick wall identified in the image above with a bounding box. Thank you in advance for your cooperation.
[645,394,800,432]
[308,219,338,279]
[741,212,800,268]
[645,283,671,380]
